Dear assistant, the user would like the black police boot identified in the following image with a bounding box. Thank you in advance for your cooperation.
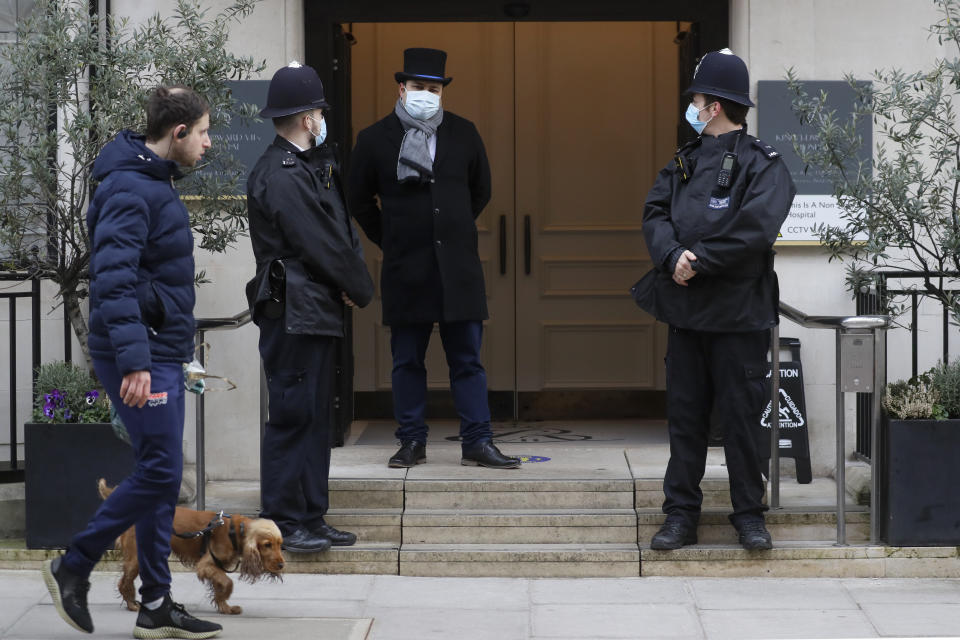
[650,518,698,550]
[42,556,93,634]
[461,440,521,469]
[738,519,773,550]
[311,519,357,546]
[133,593,222,639]
[282,528,332,553]
[388,440,426,468]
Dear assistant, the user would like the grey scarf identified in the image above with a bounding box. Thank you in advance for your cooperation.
[394,98,443,184]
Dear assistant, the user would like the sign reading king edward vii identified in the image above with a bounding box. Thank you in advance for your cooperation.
[185,80,273,195]
[757,80,872,245]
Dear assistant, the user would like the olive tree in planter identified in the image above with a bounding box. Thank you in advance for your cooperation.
[785,0,960,546]
[785,0,960,323]
[0,0,265,547]
[24,362,133,548]
[0,0,264,373]
[877,361,960,546]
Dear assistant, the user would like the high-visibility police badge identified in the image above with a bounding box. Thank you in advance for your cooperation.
[708,196,730,210]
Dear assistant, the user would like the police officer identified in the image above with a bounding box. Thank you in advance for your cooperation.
[246,62,374,552]
[632,49,796,551]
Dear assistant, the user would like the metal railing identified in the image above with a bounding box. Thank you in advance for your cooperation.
[0,273,73,483]
[854,271,957,459]
[772,301,890,545]
[194,301,893,546]
[194,309,253,510]
[0,275,41,483]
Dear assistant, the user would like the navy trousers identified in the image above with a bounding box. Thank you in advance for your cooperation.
[63,359,184,602]
[258,315,335,537]
[391,320,492,447]
[662,326,770,528]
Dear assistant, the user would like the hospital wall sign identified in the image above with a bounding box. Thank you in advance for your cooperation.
[757,80,872,246]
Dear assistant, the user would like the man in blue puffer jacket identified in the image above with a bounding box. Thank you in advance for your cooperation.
[42,86,222,639]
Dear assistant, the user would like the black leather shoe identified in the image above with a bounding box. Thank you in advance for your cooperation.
[738,520,773,550]
[42,556,93,633]
[461,440,521,469]
[389,440,426,468]
[281,528,332,553]
[312,520,357,546]
[650,518,697,550]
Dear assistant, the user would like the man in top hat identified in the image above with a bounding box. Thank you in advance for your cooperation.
[631,49,795,551]
[246,62,374,552]
[347,48,519,470]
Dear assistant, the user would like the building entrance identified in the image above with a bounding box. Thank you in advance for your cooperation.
[348,21,682,419]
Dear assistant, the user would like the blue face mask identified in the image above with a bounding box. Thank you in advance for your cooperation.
[309,115,327,146]
[685,102,714,135]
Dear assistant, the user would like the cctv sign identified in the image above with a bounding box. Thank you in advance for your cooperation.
[758,80,872,246]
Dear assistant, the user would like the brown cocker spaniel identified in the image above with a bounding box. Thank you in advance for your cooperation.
[98,479,285,615]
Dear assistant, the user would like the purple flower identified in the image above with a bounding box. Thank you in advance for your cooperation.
[85,390,99,406]
[64,409,72,420]
[43,405,55,418]
[45,393,52,403]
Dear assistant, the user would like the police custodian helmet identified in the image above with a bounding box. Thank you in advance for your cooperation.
[686,48,755,107]
[259,61,330,118]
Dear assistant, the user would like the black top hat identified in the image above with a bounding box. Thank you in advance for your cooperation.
[259,62,330,118]
[394,48,452,86]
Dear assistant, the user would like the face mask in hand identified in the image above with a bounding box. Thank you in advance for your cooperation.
[403,90,441,120]
[685,102,715,135]
[308,115,327,146]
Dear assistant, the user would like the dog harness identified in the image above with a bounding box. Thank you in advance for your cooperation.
[173,510,246,573]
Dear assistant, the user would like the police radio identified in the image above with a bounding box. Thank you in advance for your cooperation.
[717,152,737,188]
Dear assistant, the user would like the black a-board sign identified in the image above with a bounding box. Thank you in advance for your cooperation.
[758,337,812,484]
[184,80,273,195]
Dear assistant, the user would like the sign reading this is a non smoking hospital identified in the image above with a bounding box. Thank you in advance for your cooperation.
[757,80,872,245]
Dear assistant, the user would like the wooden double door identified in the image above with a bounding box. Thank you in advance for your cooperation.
[349,21,678,416]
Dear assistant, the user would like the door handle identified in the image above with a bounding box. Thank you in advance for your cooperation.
[499,214,507,275]
[524,214,531,275]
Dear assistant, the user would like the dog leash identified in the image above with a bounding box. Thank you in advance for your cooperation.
[174,511,227,540]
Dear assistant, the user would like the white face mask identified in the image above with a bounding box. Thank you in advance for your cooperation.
[403,90,441,120]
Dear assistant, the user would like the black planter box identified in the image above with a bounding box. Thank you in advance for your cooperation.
[25,422,135,549]
[878,415,960,546]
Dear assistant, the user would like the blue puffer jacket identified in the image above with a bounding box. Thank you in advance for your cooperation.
[87,130,196,375]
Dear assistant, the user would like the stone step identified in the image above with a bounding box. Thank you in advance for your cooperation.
[204,479,407,512]
[330,478,404,510]
[404,479,634,510]
[635,477,773,509]
[5,540,957,579]
[402,509,637,544]
[640,543,960,578]
[0,541,399,575]
[637,509,871,544]
[324,509,403,544]
[398,543,640,577]
[276,542,399,575]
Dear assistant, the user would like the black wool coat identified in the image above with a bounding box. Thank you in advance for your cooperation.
[347,111,492,326]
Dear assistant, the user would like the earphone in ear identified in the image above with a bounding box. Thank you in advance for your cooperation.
[176,126,188,139]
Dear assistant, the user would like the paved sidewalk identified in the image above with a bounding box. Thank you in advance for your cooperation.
[3,569,960,639]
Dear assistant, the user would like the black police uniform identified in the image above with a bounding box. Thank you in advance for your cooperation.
[632,128,796,529]
[246,137,373,537]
